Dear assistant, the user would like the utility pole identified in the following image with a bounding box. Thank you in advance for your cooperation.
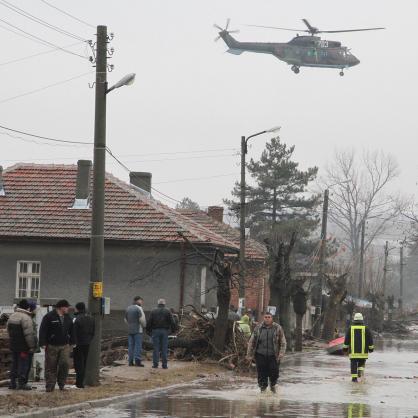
[85,25,107,386]
[239,136,247,310]
[313,189,328,338]
[399,245,404,312]
[358,218,366,298]
[382,241,389,297]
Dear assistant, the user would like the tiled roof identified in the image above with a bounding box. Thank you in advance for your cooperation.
[178,209,268,261]
[0,164,239,251]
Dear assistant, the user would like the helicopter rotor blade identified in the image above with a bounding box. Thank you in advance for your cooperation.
[319,27,385,33]
[246,24,307,32]
[302,18,318,33]
[213,24,223,31]
[228,30,240,34]
[225,18,230,31]
[214,35,221,42]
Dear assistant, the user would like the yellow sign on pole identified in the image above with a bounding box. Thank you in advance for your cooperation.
[92,282,103,298]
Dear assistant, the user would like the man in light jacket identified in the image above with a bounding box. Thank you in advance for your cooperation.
[125,296,146,367]
[246,311,287,393]
[7,299,37,390]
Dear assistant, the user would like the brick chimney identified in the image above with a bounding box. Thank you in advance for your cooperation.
[207,206,224,223]
[71,160,91,209]
[130,172,152,193]
[0,166,4,196]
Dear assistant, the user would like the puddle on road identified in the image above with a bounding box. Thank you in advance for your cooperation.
[69,333,418,418]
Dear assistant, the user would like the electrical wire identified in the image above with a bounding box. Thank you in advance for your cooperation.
[122,153,238,164]
[105,147,182,204]
[118,147,238,158]
[154,173,238,184]
[39,0,95,29]
[0,71,93,104]
[0,41,85,66]
[0,17,87,58]
[0,123,92,145]
[0,0,87,41]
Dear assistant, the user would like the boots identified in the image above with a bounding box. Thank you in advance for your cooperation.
[135,359,145,367]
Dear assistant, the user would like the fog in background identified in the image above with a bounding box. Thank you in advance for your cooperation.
[1,0,417,208]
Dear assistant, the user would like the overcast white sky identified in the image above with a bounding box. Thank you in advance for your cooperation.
[1,0,417,209]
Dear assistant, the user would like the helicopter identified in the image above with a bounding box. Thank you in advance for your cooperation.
[214,19,384,76]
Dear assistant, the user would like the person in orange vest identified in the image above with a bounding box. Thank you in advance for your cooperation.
[343,313,374,382]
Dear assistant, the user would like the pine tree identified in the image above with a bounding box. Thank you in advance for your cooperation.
[225,137,319,241]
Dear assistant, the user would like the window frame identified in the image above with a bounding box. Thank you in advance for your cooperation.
[16,261,41,300]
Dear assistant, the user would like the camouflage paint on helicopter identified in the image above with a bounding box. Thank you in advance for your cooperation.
[215,19,384,76]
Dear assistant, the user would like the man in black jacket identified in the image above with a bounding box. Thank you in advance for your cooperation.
[7,299,37,390]
[39,299,74,392]
[146,299,177,369]
[73,302,95,388]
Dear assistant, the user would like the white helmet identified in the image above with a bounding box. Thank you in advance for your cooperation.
[353,312,364,321]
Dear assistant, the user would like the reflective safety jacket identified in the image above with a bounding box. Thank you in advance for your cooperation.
[343,322,374,359]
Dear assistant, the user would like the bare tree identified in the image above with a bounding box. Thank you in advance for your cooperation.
[323,149,402,267]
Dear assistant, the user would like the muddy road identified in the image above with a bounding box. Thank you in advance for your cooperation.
[68,332,418,418]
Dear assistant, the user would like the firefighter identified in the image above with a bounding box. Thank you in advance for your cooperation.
[343,312,374,382]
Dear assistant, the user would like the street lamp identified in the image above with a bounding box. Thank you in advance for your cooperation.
[86,24,135,386]
[239,126,281,312]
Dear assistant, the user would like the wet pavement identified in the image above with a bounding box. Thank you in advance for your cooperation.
[67,332,418,418]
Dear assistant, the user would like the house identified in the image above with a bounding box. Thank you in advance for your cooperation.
[0,162,268,335]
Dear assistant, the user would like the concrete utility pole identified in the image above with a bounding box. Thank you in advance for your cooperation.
[85,25,108,386]
[399,245,404,312]
[358,218,366,298]
[313,189,329,338]
[382,241,389,297]
[239,127,280,312]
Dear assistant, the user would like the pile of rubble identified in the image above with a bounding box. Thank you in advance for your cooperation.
[0,327,11,381]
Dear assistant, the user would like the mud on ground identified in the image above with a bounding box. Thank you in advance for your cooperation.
[0,360,224,416]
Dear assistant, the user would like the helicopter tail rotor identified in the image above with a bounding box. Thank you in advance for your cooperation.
[214,19,240,42]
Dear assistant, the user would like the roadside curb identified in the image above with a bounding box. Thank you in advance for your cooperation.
[4,380,204,418]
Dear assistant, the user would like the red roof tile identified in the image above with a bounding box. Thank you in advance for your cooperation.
[0,164,239,251]
[177,209,267,261]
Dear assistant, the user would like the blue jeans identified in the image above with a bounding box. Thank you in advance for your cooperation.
[128,333,143,363]
[10,352,33,387]
[152,328,169,367]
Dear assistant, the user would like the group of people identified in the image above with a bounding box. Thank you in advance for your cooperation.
[7,299,94,391]
[125,297,178,369]
[7,296,373,393]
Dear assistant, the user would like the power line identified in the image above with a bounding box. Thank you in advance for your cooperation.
[0,131,90,148]
[0,41,84,66]
[0,17,87,58]
[0,123,92,145]
[0,71,93,104]
[0,0,87,41]
[118,147,238,158]
[105,148,182,204]
[155,172,238,184]
[39,0,95,29]
[122,153,238,164]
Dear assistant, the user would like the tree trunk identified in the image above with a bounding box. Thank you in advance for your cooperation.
[212,252,232,354]
[295,314,303,351]
[321,274,347,341]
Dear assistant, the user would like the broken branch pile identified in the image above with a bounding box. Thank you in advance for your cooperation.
[0,327,11,380]
[174,307,249,370]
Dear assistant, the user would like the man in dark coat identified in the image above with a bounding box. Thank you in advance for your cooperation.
[39,299,74,392]
[73,302,95,388]
[7,299,37,390]
[146,298,177,369]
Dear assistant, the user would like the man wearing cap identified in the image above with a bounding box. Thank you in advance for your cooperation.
[246,311,287,393]
[343,312,374,382]
[39,299,74,392]
[146,298,177,369]
[7,299,37,390]
[125,296,146,367]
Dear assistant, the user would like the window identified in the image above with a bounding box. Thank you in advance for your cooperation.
[200,266,207,307]
[16,261,41,299]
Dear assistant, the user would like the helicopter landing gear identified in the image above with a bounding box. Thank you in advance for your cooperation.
[291,65,300,74]
[339,70,345,77]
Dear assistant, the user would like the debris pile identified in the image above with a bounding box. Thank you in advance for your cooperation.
[0,327,11,381]
[383,320,410,336]
[173,307,249,370]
